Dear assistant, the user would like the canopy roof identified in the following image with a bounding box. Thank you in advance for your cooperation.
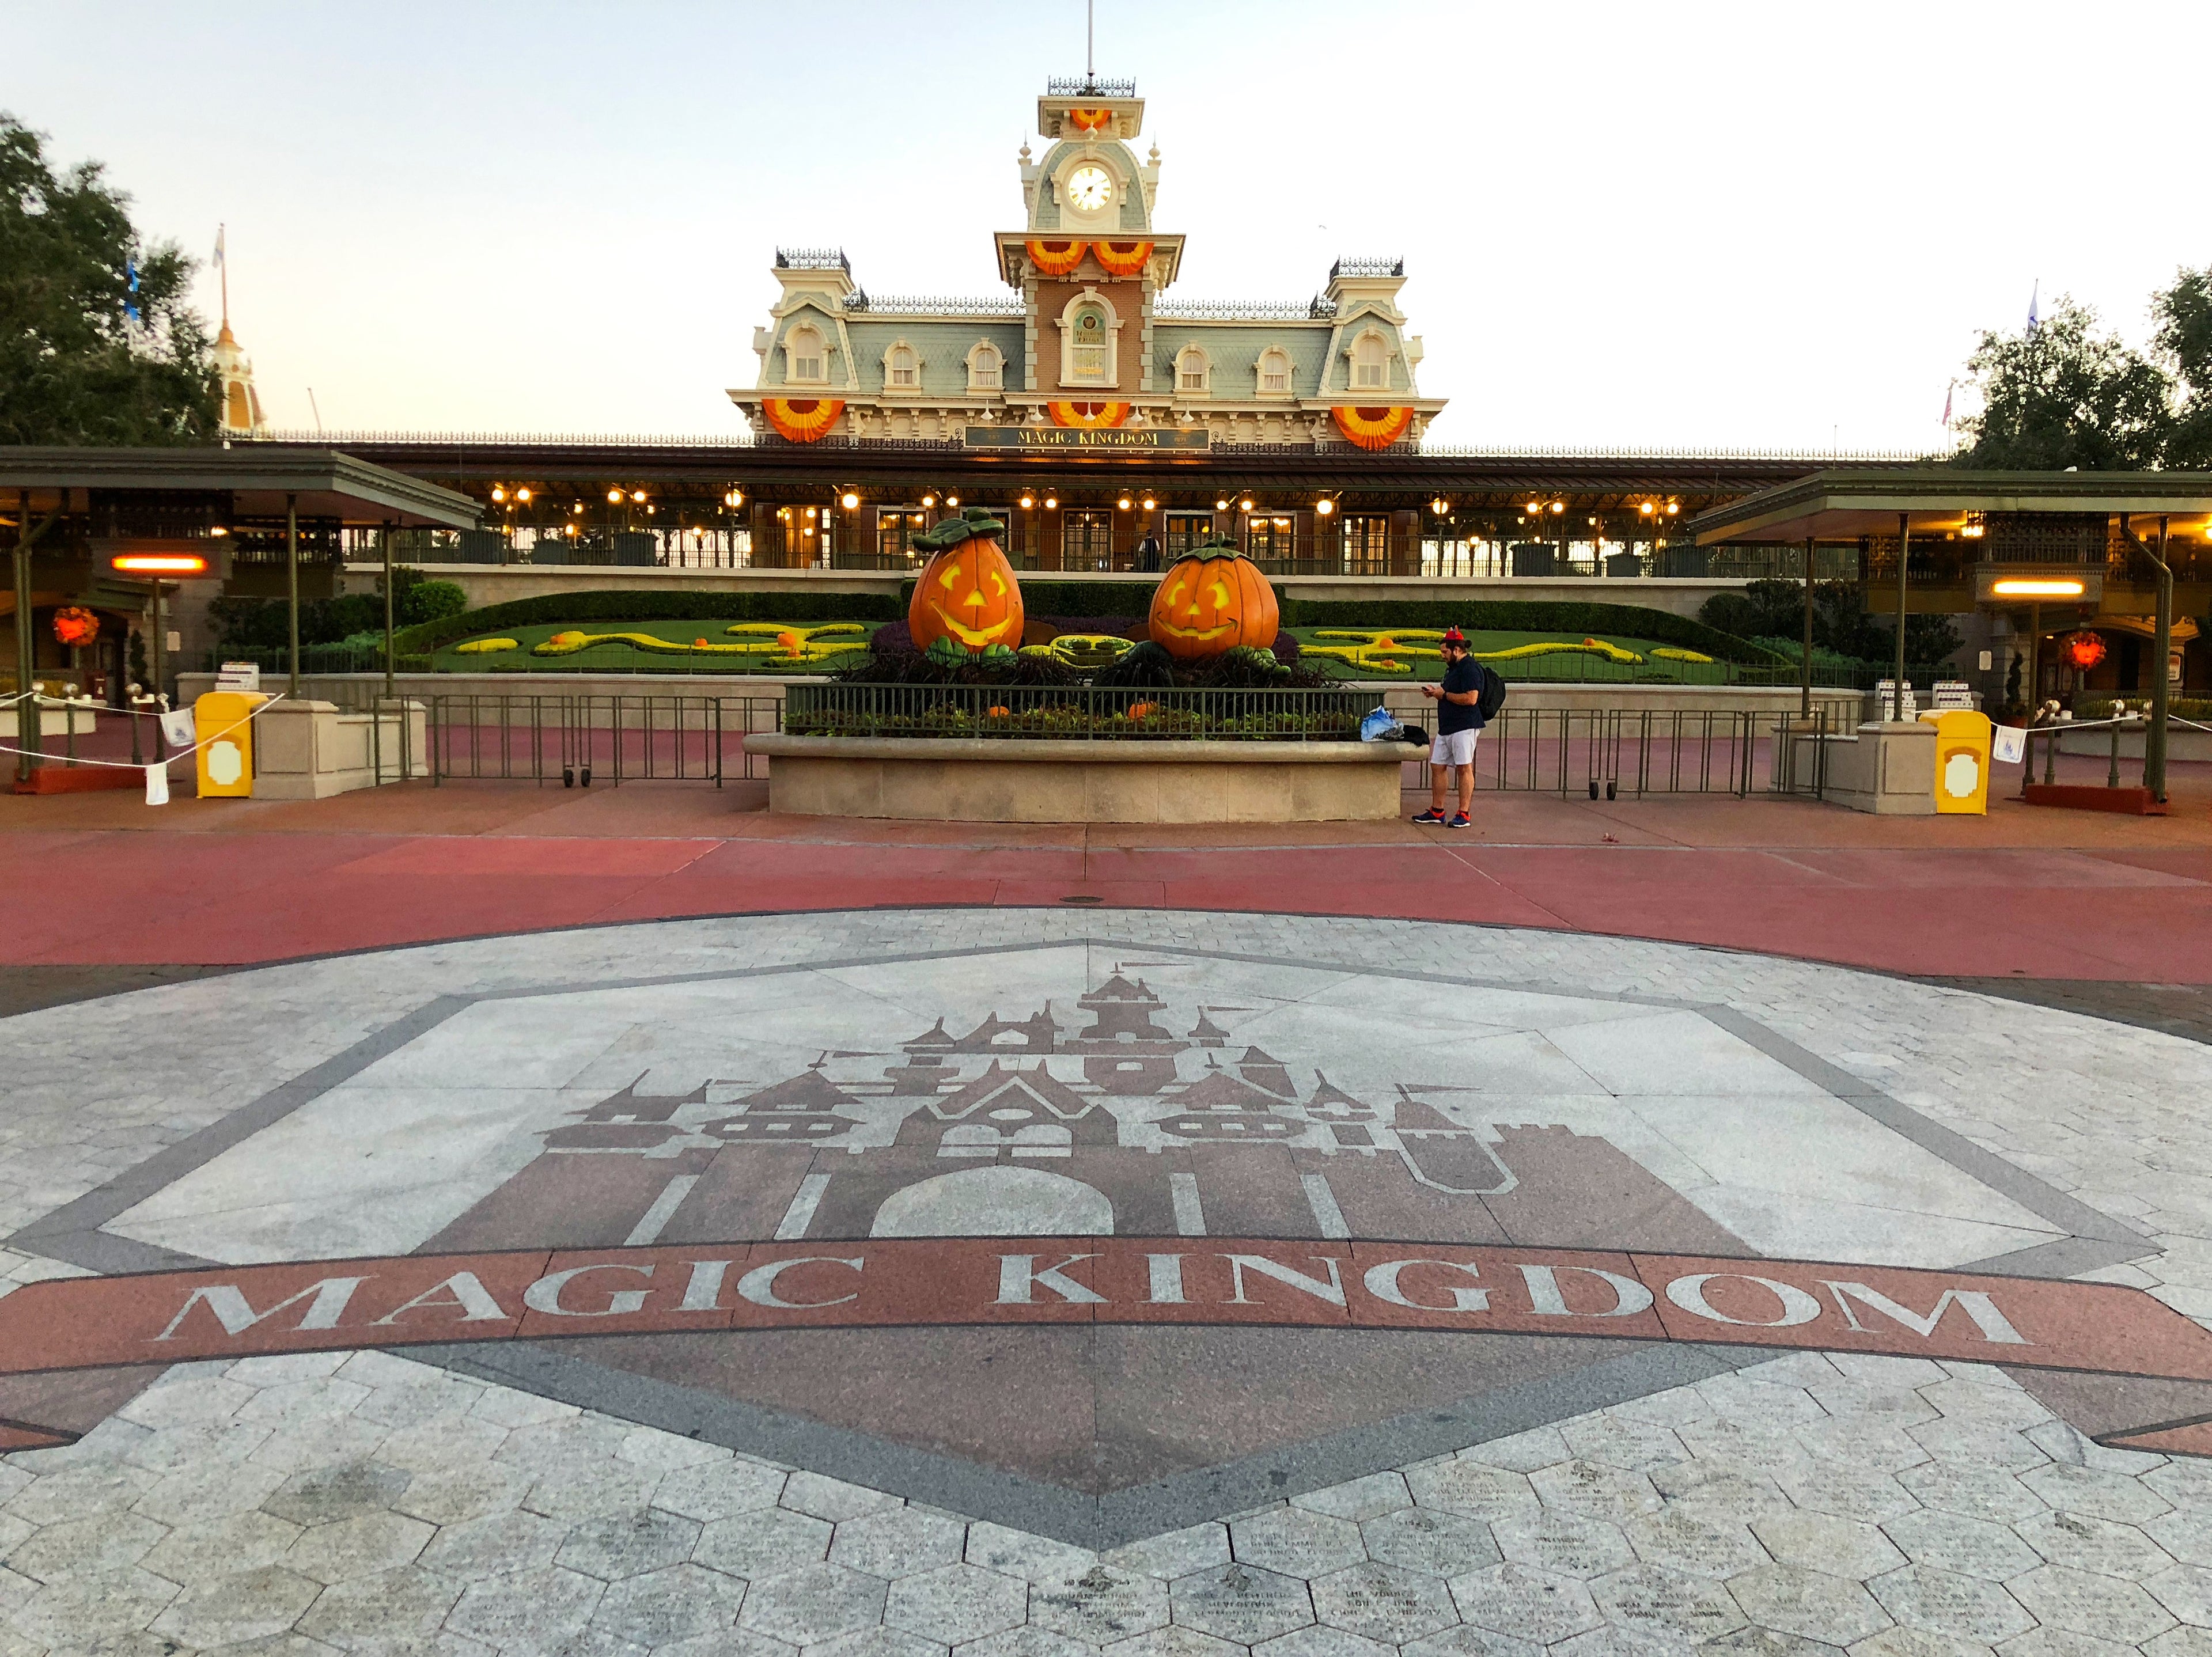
[1690,468,2212,545]
[0,446,480,528]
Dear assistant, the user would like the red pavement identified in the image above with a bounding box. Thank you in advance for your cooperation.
[4,769,2209,980]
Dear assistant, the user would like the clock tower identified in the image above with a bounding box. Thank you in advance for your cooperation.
[996,78,1183,414]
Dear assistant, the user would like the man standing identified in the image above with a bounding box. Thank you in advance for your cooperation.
[1136,527,1163,572]
[1413,627,1483,828]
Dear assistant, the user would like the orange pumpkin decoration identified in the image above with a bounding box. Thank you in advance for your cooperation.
[52,606,101,647]
[1147,540,1280,659]
[908,510,1025,655]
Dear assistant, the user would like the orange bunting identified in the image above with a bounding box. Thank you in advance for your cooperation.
[762,398,844,443]
[1047,401,1131,429]
[1025,238,1088,277]
[1067,107,1113,132]
[1331,405,1416,450]
[1092,240,1154,277]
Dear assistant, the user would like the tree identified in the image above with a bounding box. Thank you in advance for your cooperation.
[1951,295,2172,470]
[2154,266,2212,469]
[0,113,218,445]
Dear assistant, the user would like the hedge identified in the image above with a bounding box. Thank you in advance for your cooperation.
[394,587,905,654]
[410,583,1777,668]
[1277,600,1785,665]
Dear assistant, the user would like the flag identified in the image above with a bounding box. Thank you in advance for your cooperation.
[1942,382,1953,426]
[124,255,141,324]
[213,226,224,269]
[2027,280,2040,334]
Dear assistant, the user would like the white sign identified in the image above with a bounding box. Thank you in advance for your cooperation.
[214,661,261,692]
[1991,725,2027,765]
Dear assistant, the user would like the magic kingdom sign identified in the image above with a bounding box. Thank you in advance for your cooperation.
[964,425,1211,451]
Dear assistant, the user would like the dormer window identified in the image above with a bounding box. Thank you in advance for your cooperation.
[1258,347,1292,396]
[967,341,1004,392]
[787,323,827,384]
[1176,346,1210,395]
[888,344,918,389]
[1353,333,1388,390]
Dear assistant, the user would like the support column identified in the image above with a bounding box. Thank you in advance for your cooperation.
[12,488,38,782]
[1801,535,1816,719]
[382,519,397,700]
[1891,511,1910,721]
[285,493,301,698]
[2148,514,2172,803]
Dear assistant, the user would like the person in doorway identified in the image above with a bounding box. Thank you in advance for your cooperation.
[1413,627,1483,829]
[1136,528,1163,572]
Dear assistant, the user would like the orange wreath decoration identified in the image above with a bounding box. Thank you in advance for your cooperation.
[1331,405,1416,450]
[1025,238,1088,277]
[1047,401,1131,429]
[1092,240,1154,278]
[762,398,844,443]
[1067,107,1113,132]
[52,606,101,647]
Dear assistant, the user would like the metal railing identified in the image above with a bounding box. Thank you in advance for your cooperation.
[423,693,779,786]
[1385,702,1862,798]
[783,683,1364,741]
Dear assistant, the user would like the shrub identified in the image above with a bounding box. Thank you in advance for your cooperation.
[396,587,904,654]
[399,578,467,626]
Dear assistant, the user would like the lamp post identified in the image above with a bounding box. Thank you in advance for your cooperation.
[1890,511,1910,722]
[1801,536,1816,721]
[2120,512,2175,802]
[13,488,41,782]
[286,492,300,699]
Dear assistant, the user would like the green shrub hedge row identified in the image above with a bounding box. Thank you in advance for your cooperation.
[394,588,905,654]
[412,583,1777,668]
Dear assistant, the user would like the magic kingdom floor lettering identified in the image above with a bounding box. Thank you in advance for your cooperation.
[6,1239,2210,1385]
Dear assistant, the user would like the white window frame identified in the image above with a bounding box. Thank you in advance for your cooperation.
[1175,345,1210,396]
[965,340,1005,393]
[1056,289,1120,388]
[882,339,921,395]
[785,323,828,385]
[1351,329,1391,392]
[1256,345,1294,399]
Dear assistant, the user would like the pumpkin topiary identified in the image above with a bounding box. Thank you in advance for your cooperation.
[1146,538,1279,659]
[52,606,101,647]
[908,508,1025,656]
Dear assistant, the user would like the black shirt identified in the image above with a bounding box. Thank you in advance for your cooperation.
[1437,655,1483,734]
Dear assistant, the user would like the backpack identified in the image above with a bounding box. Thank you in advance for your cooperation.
[1474,663,1508,723]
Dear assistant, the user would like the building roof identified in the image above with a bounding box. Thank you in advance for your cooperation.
[0,446,480,528]
[1690,468,2212,545]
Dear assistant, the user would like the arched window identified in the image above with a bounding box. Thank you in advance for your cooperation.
[1353,332,1388,391]
[1258,347,1292,396]
[1071,305,1108,381]
[1176,346,1209,395]
[887,344,918,389]
[967,341,1003,392]
[786,324,826,384]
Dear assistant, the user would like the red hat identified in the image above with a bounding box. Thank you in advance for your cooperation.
[1441,627,1467,646]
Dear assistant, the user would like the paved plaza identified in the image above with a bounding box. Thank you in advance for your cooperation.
[2,897,2211,1653]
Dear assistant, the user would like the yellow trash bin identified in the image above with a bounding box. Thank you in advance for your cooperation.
[193,691,266,798]
[1921,709,1993,814]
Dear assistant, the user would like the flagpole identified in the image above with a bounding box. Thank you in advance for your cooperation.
[217,224,228,328]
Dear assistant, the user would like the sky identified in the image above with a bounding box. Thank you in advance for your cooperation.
[9,1,2208,453]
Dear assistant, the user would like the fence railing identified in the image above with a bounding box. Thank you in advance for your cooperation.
[422,693,779,786]
[1377,700,1861,798]
[783,684,1365,742]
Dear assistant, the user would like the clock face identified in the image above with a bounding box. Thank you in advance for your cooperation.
[1066,165,1113,214]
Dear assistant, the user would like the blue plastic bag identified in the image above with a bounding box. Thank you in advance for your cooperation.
[1359,707,1405,742]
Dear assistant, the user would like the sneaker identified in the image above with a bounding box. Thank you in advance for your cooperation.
[1448,813,1472,829]
[1412,809,1447,824]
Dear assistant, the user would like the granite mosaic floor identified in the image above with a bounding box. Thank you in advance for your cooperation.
[3,908,2210,1654]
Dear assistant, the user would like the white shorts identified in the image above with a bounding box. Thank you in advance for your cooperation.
[1430,728,1478,768]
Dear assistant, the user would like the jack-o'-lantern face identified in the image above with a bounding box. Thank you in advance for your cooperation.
[907,517,1025,654]
[1147,543,1280,659]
